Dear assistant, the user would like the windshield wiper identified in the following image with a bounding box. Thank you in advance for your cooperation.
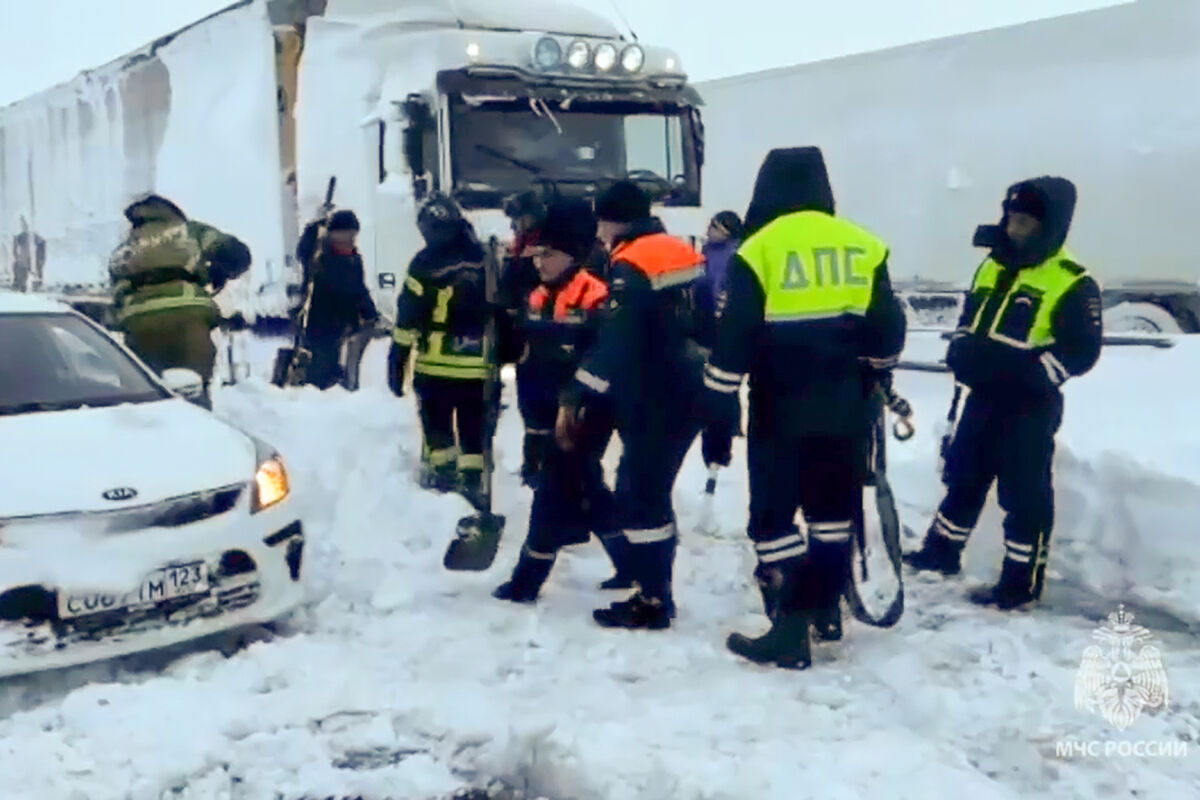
[0,393,161,416]
[474,144,544,176]
[0,400,83,416]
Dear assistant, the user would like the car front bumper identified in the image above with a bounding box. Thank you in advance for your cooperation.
[0,494,305,679]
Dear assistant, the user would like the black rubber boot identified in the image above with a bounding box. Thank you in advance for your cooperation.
[597,532,635,590]
[726,612,812,669]
[969,556,1042,610]
[812,604,842,642]
[903,529,963,576]
[593,592,671,630]
[419,463,458,493]
[493,551,554,604]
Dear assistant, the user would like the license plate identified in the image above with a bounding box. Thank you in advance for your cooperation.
[57,562,210,620]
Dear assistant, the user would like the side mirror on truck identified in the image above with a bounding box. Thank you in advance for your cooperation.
[402,95,432,199]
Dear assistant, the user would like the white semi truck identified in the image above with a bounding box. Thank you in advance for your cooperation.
[0,0,707,324]
[696,0,1200,333]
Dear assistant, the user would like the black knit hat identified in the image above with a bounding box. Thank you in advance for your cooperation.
[595,180,651,223]
[328,209,360,231]
[709,210,743,239]
[1003,183,1048,221]
[539,198,598,261]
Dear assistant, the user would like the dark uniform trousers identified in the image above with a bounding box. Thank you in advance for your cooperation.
[931,392,1060,582]
[614,412,704,605]
[748,435,861,616]
[507,411,620,594]
[413,375,488,473]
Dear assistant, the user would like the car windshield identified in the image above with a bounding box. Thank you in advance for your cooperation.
[449,97,700,208]
[0,313,166,415]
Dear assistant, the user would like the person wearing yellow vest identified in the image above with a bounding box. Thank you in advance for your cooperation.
[703,147,907,669]
[904,177,1103,609]
[108,194,251,410]
[388,194,495,507]
[557,180,707,630]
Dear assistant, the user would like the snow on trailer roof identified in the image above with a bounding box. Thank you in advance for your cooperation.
[0,292,73,315]
[324,0,623,38]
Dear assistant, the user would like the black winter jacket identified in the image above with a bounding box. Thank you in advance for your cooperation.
[297,221,378,338]
[565,218,706,439]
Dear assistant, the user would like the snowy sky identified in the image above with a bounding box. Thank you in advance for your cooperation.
[0,0,1129,106]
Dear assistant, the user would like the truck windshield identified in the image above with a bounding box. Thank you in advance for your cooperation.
[449,97,699,209]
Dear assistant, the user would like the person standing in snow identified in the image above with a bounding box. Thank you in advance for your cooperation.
[108,194,251,409]
[492,198,632,603]
[388,194,496,508]
[557,180,706,630]
[11,216,46,293]
[697,211,743,345]
[295,209,379,390]
[697,210,744,471]
[702,147,906,669]
[904,177,1102,609]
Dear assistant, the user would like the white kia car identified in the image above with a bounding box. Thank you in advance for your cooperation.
[0,291,304,678]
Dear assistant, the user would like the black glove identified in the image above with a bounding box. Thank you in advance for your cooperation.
[702,426,733,467]
[387,343,409,397]
[520,431,554,487]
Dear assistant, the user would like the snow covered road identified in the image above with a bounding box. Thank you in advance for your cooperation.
[2,333,1197,799]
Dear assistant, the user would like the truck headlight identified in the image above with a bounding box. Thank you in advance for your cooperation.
[567,40,591,70]
[621,45,645,73]
[594,43,617,72]
[252,440,291,513]
[533,36,562,69]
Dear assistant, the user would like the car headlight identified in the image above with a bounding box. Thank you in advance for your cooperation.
[621,45,645,73]
[251,440,290,513]
[594,43,617,72]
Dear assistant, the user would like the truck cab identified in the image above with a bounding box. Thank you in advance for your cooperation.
[288,0,706,323]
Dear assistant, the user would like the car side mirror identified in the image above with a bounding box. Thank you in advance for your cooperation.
[161,368,205,400]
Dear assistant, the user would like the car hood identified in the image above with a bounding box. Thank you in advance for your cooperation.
[0,398,256,519]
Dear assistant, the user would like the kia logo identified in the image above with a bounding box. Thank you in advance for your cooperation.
[102,487,138,502]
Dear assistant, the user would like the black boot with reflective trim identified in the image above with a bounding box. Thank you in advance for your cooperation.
[969,555,1043,610]
[903,529,964,576]
[419,462,458,493]
[593,592,671,630]
[726,612,812,670]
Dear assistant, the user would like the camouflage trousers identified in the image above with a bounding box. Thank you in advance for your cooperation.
[122,307,217,385]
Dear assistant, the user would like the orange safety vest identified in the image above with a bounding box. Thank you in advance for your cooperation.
[528,269,609,320]
[611,233,704,290]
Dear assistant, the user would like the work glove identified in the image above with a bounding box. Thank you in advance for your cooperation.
[387,343,410,397]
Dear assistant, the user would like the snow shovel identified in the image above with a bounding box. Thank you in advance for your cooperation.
[844,374,911,628]
[444,235,507,571]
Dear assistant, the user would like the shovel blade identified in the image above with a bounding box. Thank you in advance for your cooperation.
[443,512,506,571]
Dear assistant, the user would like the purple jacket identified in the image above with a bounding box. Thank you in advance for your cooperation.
[701,239,739,302]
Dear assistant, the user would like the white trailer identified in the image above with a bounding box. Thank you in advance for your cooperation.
[696,0,1200,332]
[0,0,707,324]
